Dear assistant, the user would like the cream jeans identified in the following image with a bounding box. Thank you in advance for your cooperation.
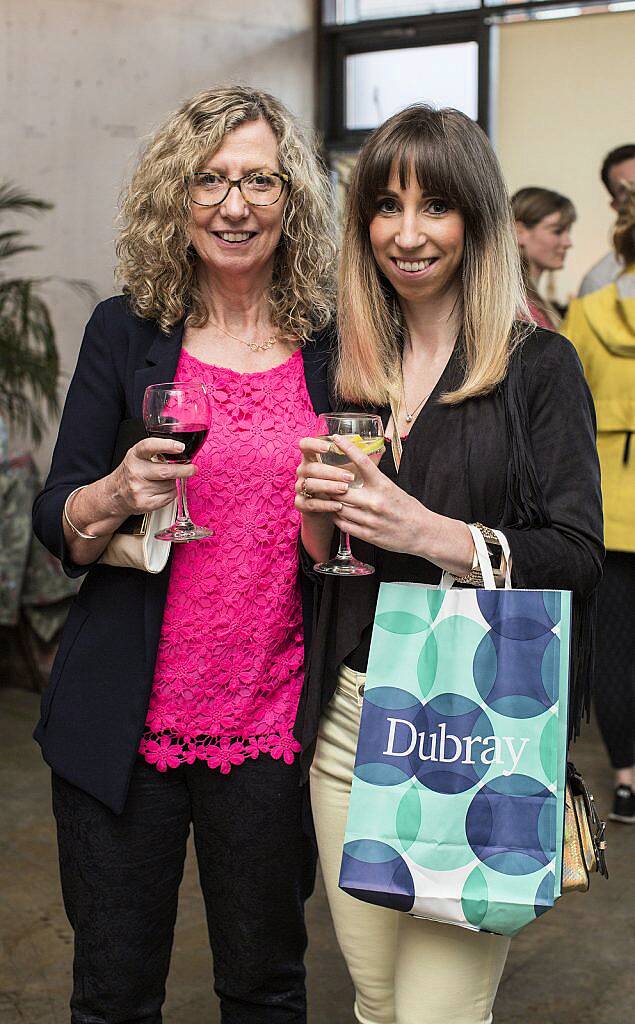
[310,665,511,1024]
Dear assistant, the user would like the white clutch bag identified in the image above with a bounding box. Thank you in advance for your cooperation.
[98,417,176,574]
[99,500,177,573]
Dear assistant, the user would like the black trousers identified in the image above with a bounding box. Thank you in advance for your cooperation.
[52,755,316,1024]
[594,550,635,770]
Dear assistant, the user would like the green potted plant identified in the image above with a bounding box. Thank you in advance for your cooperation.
[0,183,64,449]
[0,184,94,688]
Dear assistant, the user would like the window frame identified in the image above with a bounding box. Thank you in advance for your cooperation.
[319,0,628,149]
[320,9,489,148]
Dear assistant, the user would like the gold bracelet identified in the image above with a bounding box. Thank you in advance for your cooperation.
[454,523,503,586]
[63,486,101,541]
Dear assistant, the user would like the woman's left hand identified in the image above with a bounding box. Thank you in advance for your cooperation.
[330,435,431,556]
[329,436,475,574]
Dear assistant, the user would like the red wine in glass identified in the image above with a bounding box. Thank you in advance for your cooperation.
[147,422,209,463]
[142,381,213,542]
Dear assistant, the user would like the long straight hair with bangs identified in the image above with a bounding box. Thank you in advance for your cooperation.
[335,104,529,406]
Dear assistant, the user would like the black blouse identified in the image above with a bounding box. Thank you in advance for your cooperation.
[294,327,604,780]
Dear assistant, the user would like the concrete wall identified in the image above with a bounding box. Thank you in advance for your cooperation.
[495,10,635,305]
[1,0,315,467]
[6,4,634,464]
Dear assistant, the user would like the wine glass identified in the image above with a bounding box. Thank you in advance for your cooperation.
[142,381,213,542]
[313,412,385,576]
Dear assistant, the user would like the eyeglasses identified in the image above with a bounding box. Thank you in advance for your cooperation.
[187,171,290,208]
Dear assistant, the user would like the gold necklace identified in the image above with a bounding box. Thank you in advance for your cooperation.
[400,373,432,424]
[210,319,278,353]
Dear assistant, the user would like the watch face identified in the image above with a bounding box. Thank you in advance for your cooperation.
[484,540,503,571]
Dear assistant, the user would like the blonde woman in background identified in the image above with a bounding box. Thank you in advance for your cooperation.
[512,187,576,328]
[32,85,335,1024]
[564,182,635,826]
[294,105,603,1024]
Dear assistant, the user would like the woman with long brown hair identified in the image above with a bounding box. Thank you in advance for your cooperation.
[294,106,603,1023]
[512,186,576,328]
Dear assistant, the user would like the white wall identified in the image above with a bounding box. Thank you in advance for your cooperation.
[1,0,315,467]
[495,10,635,305]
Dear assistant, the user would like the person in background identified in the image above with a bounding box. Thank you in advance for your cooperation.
[32,85,335,1023]
[579,144,635,297]
[294,105,603,1024]
[512,186,576,329]
[564,181,635,825]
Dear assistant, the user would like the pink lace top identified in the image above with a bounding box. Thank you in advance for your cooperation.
[139,346,319,773]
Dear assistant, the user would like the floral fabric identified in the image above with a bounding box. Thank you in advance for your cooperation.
[139,347,318,773]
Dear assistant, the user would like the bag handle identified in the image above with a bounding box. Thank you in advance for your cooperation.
[440,527,512,591]
[467,523,496,589]
[492,528,512,589]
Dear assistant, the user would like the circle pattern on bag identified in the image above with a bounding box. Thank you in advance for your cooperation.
[408,695,493,794]
[474,591,561,717]
[341,839,415,912]
[466,774,556,874]
[354,686,421,787]
[341,585,569,937]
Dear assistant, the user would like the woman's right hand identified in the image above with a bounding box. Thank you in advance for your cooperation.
[62,437,199,565]
[111,437,198,517]
[294,436,354,516]
[295,435,354,564]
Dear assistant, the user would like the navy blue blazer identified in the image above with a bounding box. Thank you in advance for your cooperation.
[33,295,332,813]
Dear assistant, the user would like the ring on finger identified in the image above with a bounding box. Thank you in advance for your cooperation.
[301,481,313,500]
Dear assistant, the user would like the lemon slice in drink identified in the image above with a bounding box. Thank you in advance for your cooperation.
[325,434,385,457]
[354,436,385,456]
[349,435,385,456]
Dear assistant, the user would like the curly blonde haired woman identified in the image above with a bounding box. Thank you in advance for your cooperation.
[33,85,335,1024]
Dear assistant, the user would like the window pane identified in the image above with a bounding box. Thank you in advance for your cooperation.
[334,0,479,21]
[483,0,575,4]
[345,42,479,130]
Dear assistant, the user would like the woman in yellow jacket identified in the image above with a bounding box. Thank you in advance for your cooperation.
[564,183,635,824]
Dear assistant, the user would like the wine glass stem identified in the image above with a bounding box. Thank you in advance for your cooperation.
[176,476,193,527]
[337,529,353,560]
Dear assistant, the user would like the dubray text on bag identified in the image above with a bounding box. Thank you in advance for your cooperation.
[339,528,571,937]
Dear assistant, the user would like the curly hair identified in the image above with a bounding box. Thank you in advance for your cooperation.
[116,85,336,339]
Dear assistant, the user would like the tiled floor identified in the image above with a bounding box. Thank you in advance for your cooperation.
[1,687,633,1023]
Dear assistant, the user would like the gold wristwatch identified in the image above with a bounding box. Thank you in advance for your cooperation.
[455,523,506,586]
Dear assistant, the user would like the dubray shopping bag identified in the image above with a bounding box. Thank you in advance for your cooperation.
[339,527,570,937]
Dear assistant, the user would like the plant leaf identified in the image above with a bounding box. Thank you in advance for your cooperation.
[0,182,53,217]
[0,230,38,263]
[0,182,97,444]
